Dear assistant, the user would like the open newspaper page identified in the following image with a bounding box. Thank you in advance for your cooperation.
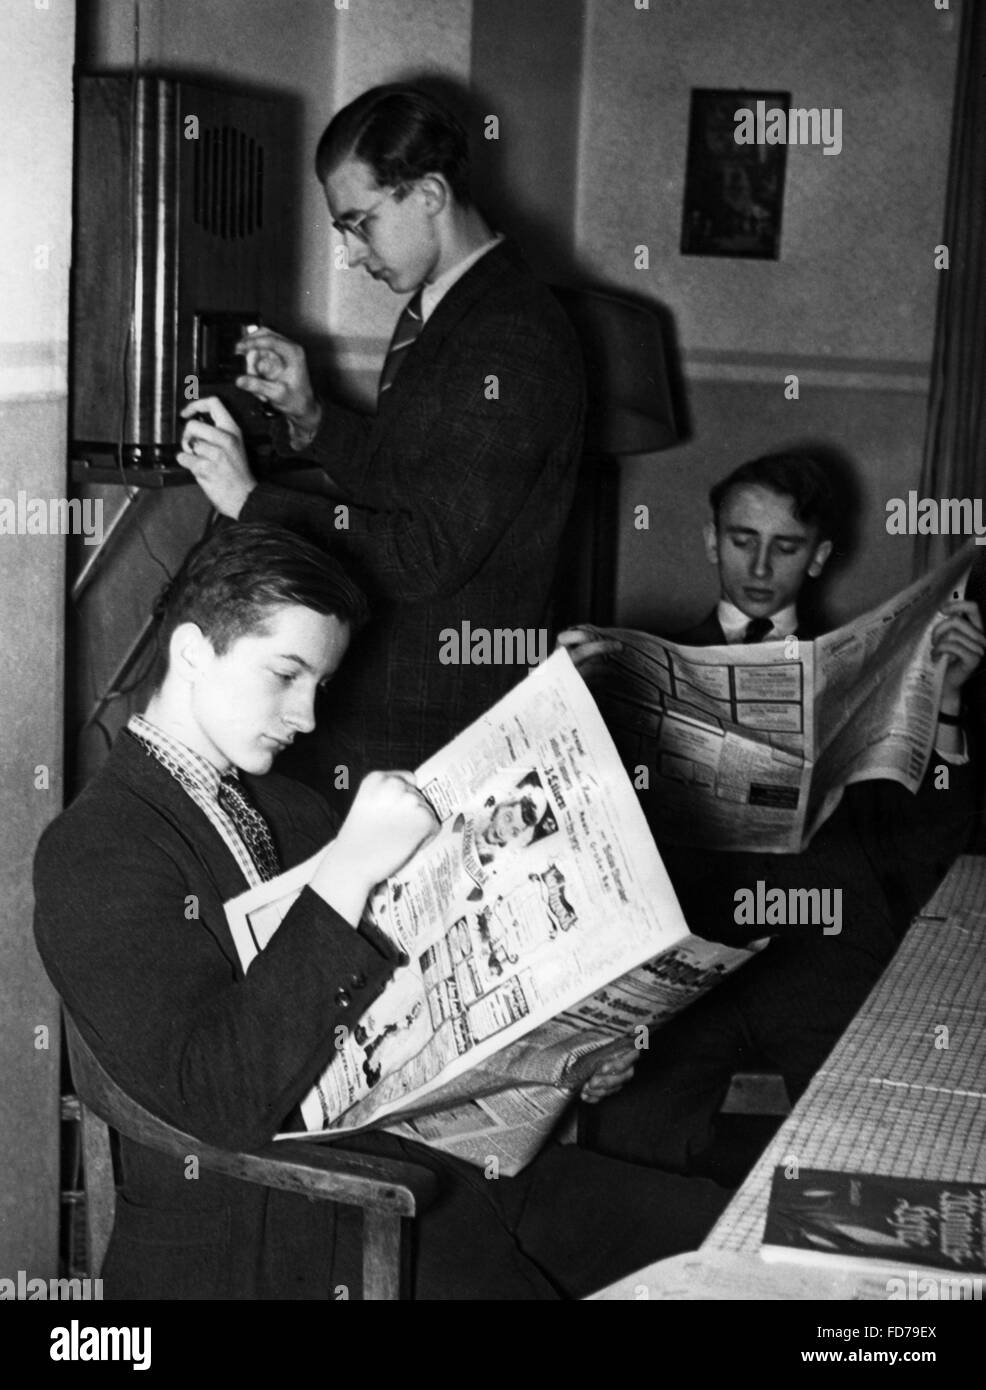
[386,932,762,1172]
[582,626,815,853]
[805,543,973,837]
[582,544,975,855]
[226,650,756,1173]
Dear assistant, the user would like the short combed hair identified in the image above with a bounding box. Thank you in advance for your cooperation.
[709,453,837,540]
[152,523,368,684]
[314,85,472,205]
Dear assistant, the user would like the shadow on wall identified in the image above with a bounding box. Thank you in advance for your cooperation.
[782,439,863,635]
[399,70,693,444]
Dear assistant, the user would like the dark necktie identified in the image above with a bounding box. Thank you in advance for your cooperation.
[377,287,424,401]
[742,617,774,643]
[218,775,281,882]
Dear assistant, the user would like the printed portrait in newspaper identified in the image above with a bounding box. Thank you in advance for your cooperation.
[451,769,560,900]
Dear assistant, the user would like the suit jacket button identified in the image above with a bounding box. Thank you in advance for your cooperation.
[349,972,367,990]
[334,988,351,1009]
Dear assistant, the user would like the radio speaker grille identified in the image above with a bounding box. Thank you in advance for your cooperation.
[193,125,265,239]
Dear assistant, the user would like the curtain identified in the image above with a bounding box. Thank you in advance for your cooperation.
[915,0,986,575]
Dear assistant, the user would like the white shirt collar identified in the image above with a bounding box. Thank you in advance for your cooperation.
[419,234,504,323]
[717,599,798,643]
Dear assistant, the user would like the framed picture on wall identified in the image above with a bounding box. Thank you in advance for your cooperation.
[680,88,789,259]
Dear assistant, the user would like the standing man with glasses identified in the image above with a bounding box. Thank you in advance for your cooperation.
[178,85,585,801]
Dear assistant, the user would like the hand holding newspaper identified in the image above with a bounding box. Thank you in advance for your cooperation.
[225,649,761,1173]
[581,544,975,854]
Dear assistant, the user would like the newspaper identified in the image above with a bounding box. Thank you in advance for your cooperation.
[583,545,974,854]
[225,650,761,1174]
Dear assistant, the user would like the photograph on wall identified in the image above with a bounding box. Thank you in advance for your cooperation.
[680,87,789,259]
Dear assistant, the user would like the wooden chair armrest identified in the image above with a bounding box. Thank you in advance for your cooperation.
[65,1013,432,1297]
[65,1014,438,1216]
[209,1139,438,1216]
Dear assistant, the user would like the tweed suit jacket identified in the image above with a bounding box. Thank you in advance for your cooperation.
[33,732,400,1299]
[241,241,585,784]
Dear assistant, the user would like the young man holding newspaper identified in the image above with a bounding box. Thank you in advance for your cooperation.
[561,453,985,1174]
[34,521,729,1301]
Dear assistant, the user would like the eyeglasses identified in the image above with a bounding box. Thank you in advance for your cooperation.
[331,186,404,244]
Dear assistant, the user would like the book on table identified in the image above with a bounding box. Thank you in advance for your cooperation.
[760,1166,986,1283]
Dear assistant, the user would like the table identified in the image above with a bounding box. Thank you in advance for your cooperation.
[589,855,986,1299]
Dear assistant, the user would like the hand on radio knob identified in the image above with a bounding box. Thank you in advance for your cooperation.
[178,397,257,518]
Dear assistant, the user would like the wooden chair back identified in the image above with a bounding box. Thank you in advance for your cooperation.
[63,1013,437,1298]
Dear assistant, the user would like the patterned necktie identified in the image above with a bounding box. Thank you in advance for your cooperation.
[743,616,774,643]
[218,775,281,882]
[377,287,424,401]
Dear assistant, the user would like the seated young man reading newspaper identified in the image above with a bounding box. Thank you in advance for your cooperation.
[559,452,985,1173]
[34,520,730,1301]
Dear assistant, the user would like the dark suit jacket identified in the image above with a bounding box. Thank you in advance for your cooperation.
[33,732,400,1299]
[242,242,585,784]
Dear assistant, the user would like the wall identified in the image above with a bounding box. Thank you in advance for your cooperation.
[576,0,960,630]
[0,0,76,1278]
[470,0,585,281]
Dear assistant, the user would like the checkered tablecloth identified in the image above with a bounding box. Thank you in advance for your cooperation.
[704,855,986,1254]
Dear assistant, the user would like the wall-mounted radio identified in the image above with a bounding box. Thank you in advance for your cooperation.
[70,74,291,485]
